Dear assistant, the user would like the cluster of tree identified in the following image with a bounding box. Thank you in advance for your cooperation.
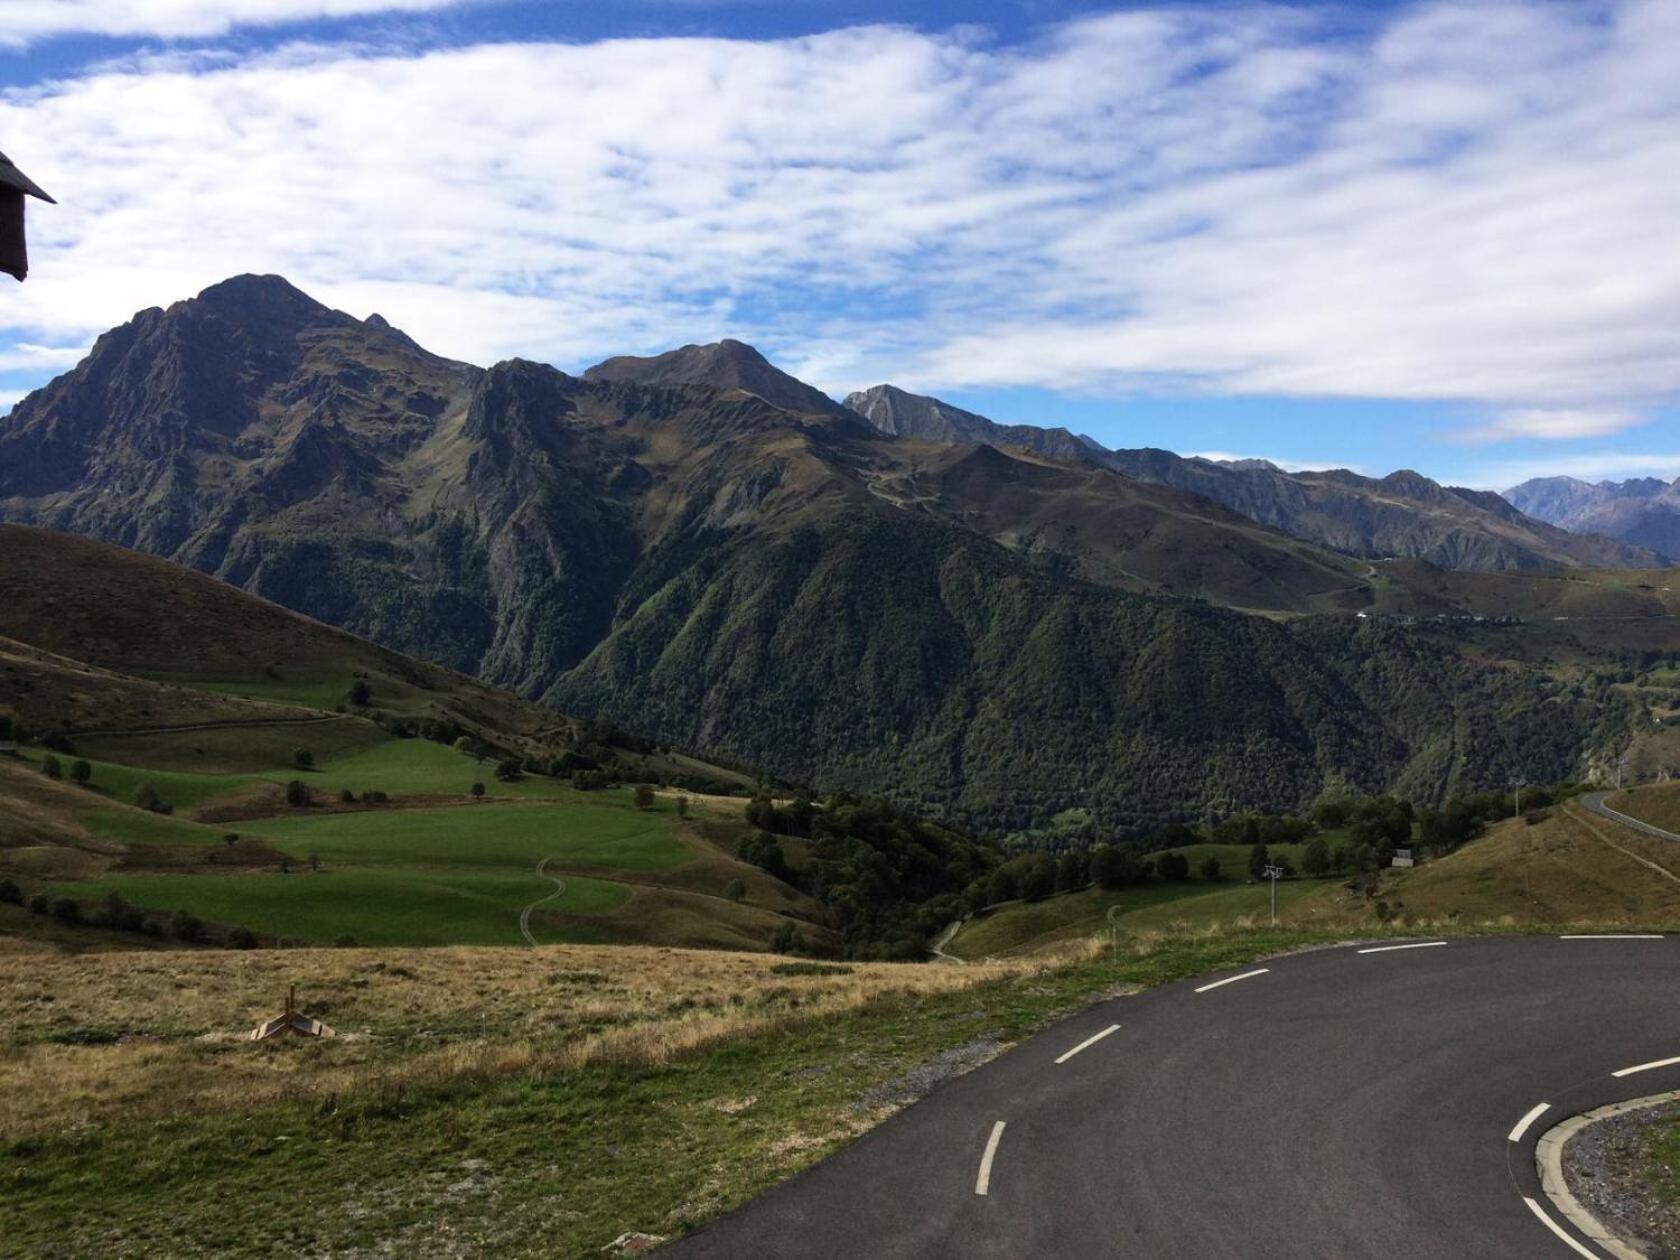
[2,883,258,948]
[337,787,390,804]
[734,794,1000,960]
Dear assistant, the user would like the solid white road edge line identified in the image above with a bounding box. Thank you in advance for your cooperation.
[1510,1102,1552,1143]
[1357,941,1448,954]
[975,1122,1006,1197]
[1055,1024,1121,1065]
[1194,969,1270,993]
[1559,934,1664,940]
[1523,1197,1602,1259]
[1613,1055,1680,1078]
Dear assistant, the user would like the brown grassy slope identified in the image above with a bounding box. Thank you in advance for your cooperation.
[0,637,310,733]
[1329,803,1680,927]
[0,942,1037,1140]
[1610,783,1680,835]
[0,524,558,740]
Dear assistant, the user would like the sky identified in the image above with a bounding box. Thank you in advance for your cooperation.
[1,0,1677,490]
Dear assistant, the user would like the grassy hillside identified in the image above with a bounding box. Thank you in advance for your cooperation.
[1609,783,1680,833]
[949,802,1680,957]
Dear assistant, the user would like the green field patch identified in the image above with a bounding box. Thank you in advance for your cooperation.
[82,806,242,848]
[293,738,649,804]
[73,717,387,775]
[50,867,631,946]
[36,752,249,813]
[951,882,1208,957]
[253,802,688,872]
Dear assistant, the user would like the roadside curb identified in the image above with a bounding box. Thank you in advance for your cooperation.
[1535,1089,1680,1260]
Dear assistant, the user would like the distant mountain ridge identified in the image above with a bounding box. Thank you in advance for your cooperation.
[0,275,1645,839]
[839,384,1662,571]
[1504,475,1680,559]
[843,384,1100,464]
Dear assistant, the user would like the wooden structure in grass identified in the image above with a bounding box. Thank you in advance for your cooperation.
[250,985,335,1041]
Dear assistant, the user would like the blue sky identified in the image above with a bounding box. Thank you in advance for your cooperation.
[2,0,1678,489]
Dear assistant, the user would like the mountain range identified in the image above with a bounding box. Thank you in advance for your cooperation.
[1505,475,1680,559]
[0,275,1657,839]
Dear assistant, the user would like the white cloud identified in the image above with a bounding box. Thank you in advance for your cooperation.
[1457,408,1647,443]
[0,0,467,44]
[0,1,1677,423]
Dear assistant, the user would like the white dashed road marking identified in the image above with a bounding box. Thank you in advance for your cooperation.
[1055,1025,1121,1065]
[1523,1196,1601,1259]
[975,1122,1006,1197]
[1559,934,1664,941]
[1194,969,1269,994]
[1509,1102,1551,1143]
[1357,941,1447,955]
[1613,1055,1680,1079]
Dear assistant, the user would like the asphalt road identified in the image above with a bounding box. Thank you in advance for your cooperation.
[665,934,1680,1258]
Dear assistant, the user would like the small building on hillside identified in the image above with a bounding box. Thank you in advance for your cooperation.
[0,150,55,282]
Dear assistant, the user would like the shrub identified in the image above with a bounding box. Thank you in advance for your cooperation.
[470,782,485,799]
[27,893,49,915]
[40,754,62,780]
[285,779,309,807]
[676,796,690,819]
[293,748,314,770]
[51,897,81,925]
[95,891,144,932]
[1156,851,1191,881]
[495,758,522,781]
[348,678,372,707]
[633,784,656,811]
[339,787,356,803]
[1523,808,1551,826]
[226,926,258,950]
[170,909,204,942]
[721,877,747,902]
[223,833,239,847]
[1199,855,1222,882]
[70,759,92,785]
[0,878,22,905]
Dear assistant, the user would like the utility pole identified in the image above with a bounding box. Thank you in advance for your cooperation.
[1263,863,1283,927]
[1512,778,1527,818]
[1617,753,1630,791]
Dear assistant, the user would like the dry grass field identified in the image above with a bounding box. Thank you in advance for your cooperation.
[1612,782,1680,834]
[0,942,1037,1141]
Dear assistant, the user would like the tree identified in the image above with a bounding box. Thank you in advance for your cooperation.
[348,678,372,707]
[633,784,656,811]
[1301,837,1331,877]
[454,735,473,755]
[1199,855,1222,882]
[770,920,803,954]
[70,759,91,786]
[722,877,746,902]
[51,897,81,924]
[339,787,356,803]
[1019,855,1056,902]
[1091,845,1139,889]
[285,779,309,807]
[471,781,485,799]
[227,926,258,950]
[1156,851,1190,881]
[223,833,239,847]
[293,748,314,770]
[495,758,522,781]
[985,865,1019,905]
[170,909,204,942]
[676,796,690,819]
[0,878,22,905]
[1057,850,1091,892]
[1247,843,1270,881]
[134,782,162,811]
[40,754,61,780]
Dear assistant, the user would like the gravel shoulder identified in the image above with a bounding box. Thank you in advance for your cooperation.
[1564,1100,1680,1258]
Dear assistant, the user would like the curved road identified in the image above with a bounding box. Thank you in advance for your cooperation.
[517,857,566,946]
[667,934,1680,1258]
[1582,791,1680,845]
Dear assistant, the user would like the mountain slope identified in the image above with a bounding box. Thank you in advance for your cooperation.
[1506,475,1680,559]
[0,277,1643,838]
